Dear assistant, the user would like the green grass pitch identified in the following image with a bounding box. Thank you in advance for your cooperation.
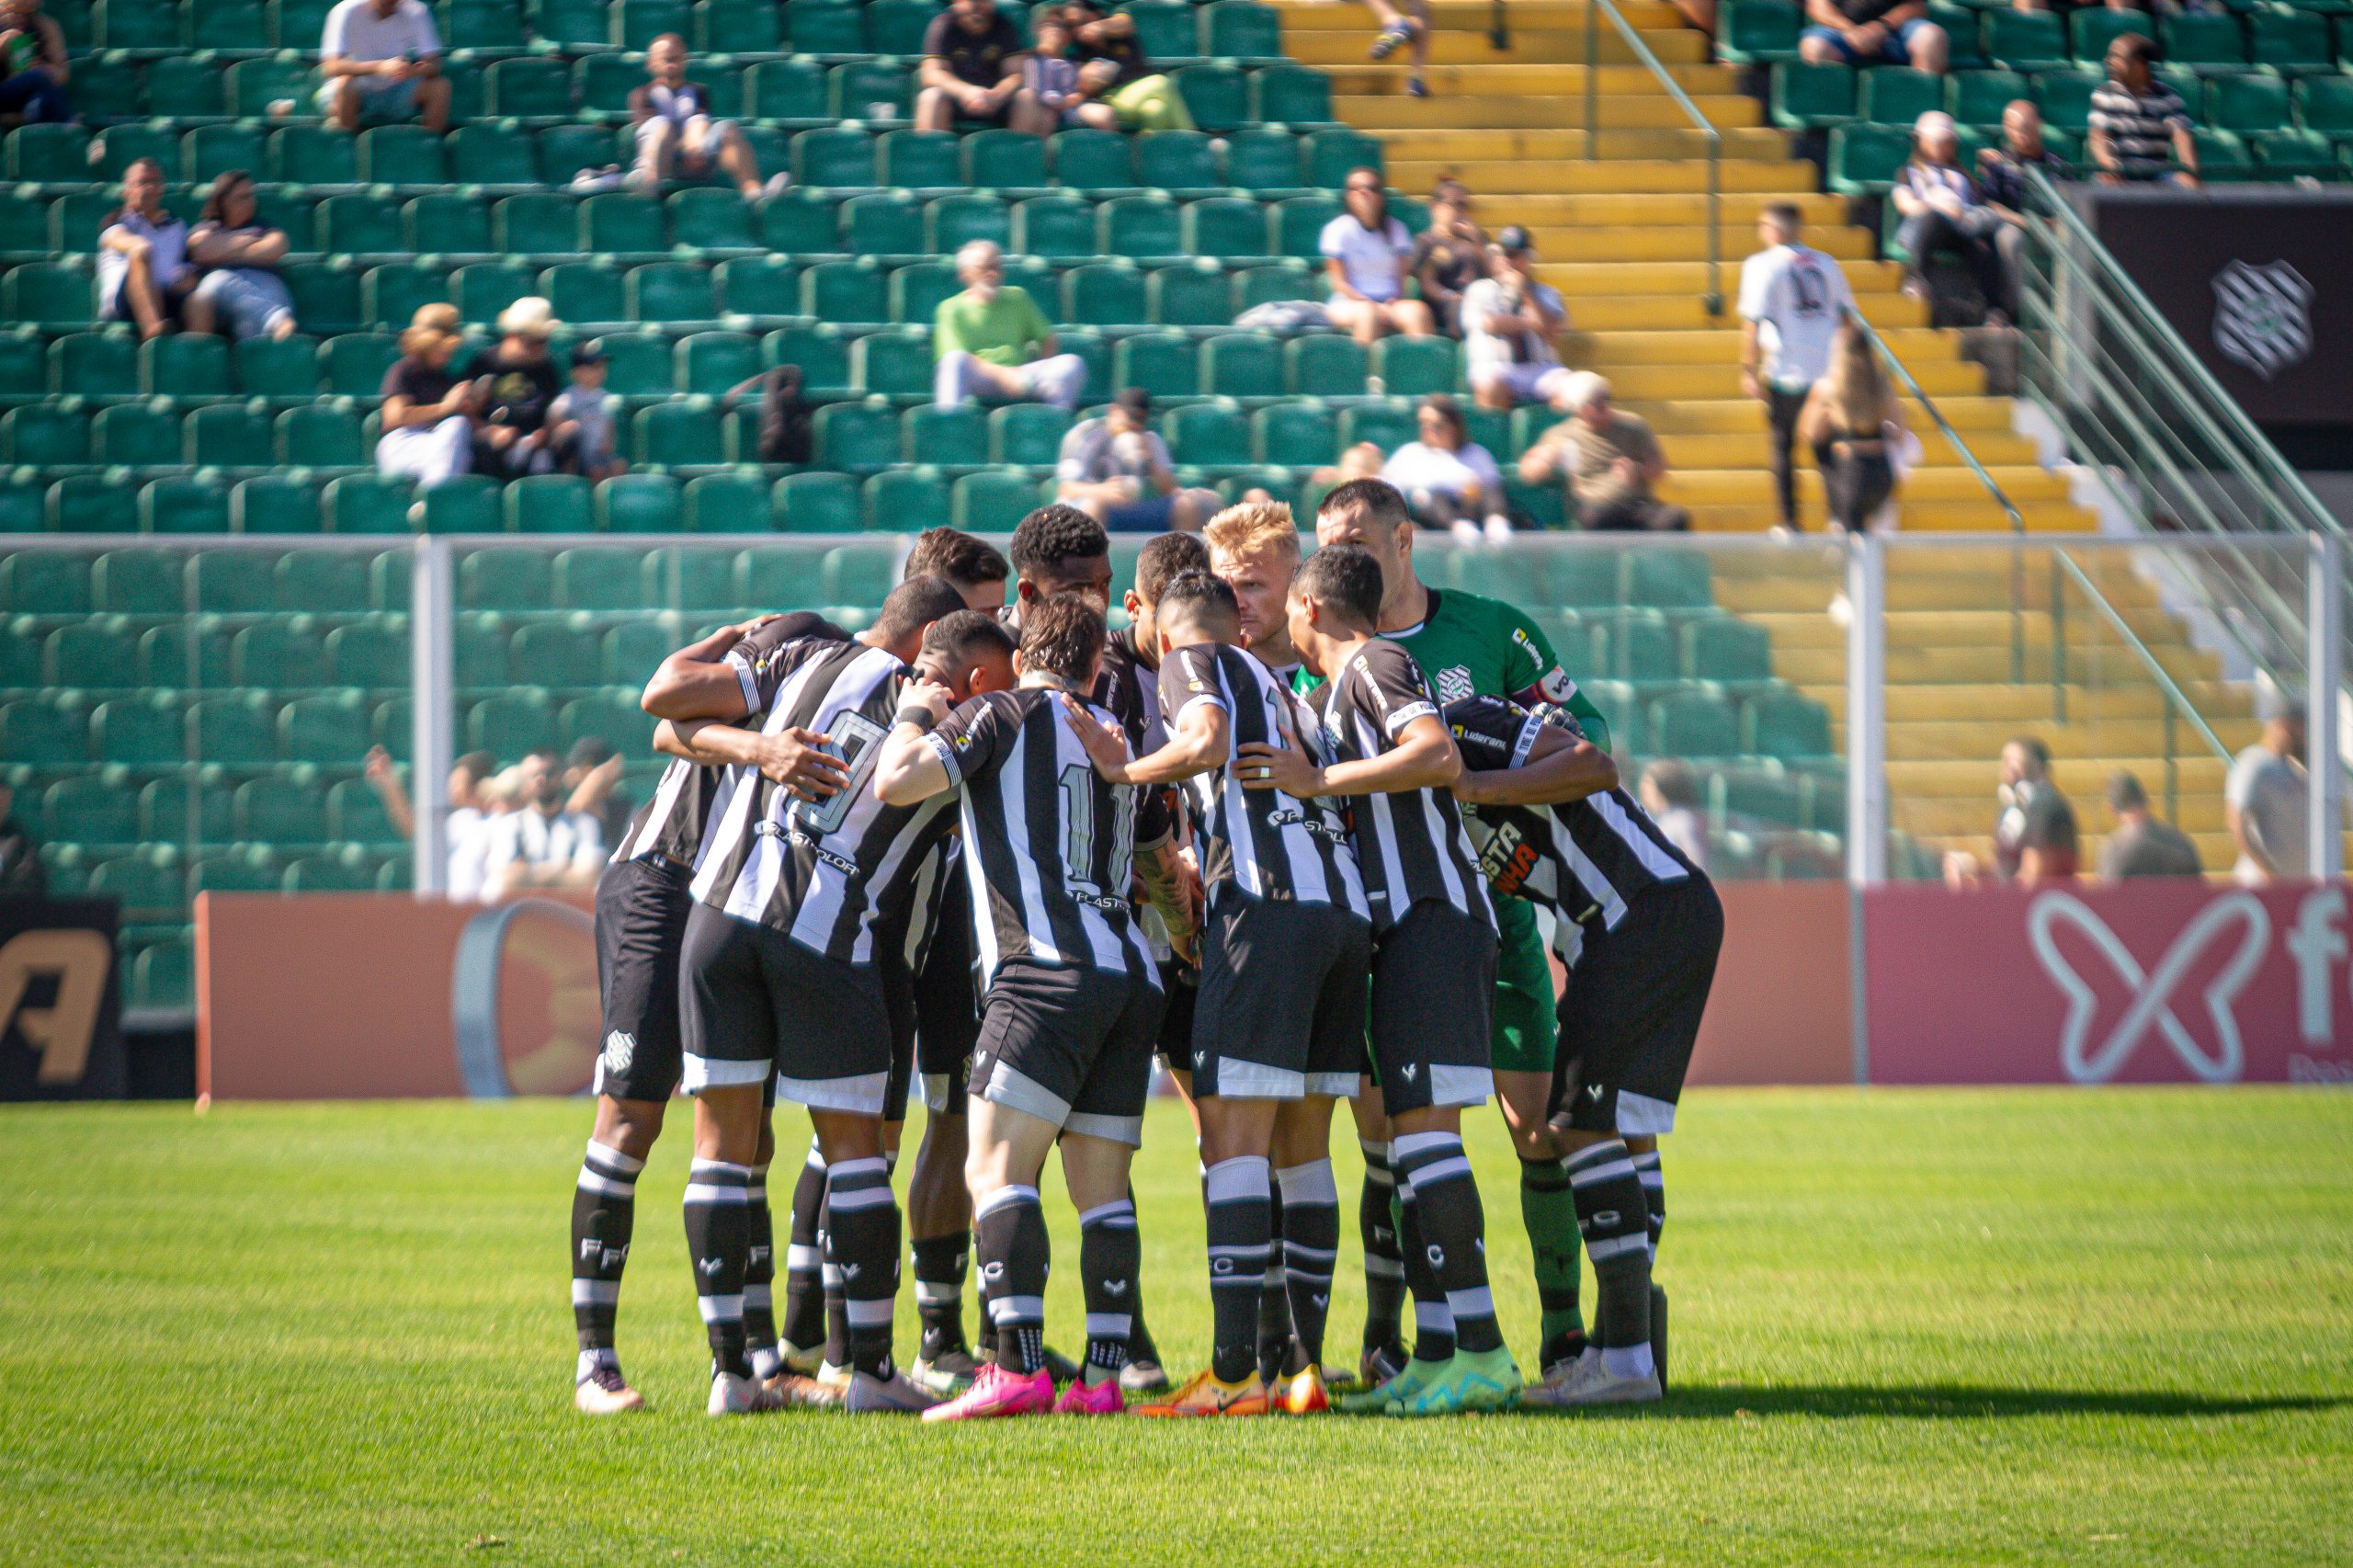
[1,1089,2348,1565]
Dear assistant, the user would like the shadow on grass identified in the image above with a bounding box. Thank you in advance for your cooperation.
[1636,1386,2352,1421]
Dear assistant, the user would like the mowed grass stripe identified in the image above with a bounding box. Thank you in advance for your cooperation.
[0,1090,2347,1566]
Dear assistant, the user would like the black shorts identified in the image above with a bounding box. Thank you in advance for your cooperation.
[1191,885,1373,1102]
[679,902,893,1116]
[916,871,981,1117]
[592,856,691,1103]
[1155,958,1200,1075]
[1552,875,1722,1137]
[969,960,1165,1146]
[1368,899,1500,1117]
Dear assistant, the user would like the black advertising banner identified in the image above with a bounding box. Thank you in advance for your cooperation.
[0,898,126,1101]
[2079,187,2353,433]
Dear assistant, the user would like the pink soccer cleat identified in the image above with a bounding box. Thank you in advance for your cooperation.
[920,1362,1054,1423]
[1051,1376,1125,1415]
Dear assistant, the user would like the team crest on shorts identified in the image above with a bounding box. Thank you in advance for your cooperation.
[602,1031,635,1075]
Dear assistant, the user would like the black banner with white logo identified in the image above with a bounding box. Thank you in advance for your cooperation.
[2080,187,2353,436]
[0,898,126,1100]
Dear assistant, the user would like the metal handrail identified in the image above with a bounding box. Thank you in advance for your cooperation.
[1842,303,2031,682]
[2052,546,2233,824]
[1584,0,1722,315]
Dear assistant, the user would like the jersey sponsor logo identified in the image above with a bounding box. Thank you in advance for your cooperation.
[1537,668,1574,704]
[601,1030,635,1077]
[0,927,111,1086]
[1073,889,1127,913]
[1477,822,1538,897]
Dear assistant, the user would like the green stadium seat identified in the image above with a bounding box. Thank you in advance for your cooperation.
[907,404,988,466]
[1124,0,1196,59]
[142,477,233,536]
[990,403,1072,467]
[1176,63,1249,132]
[1052,129,1135,191]
[419,475,501,534]
[671,187,757,252]
[1372,335,1459,396]
[236,335,320,398]
[188,551,274,614]
[1859,66,1943,126]
[760,190,837,256]
[858,469,947,531]
[92,124,177,182]
[0,556,93,615]
[2209,73,2291,132]
[187,123,268,186]
[2032,67,2100,132]
[1113,331,1199,398]
[280,692,371,761]
[189,691,278,764]
[92,848,186,916]
[5,403,94,466]
[1187,197,1272,260]
[151,57,227,117]
[775,471,861,532]
[1204,0,1281,57]
[327,776,402,844]
[1255,402,1337,468]
[1827,123,1912,193]
[628,261,715,324]
[794,125,876,187]
[1949,67,2029,127]
[845,190,925,256]
[3,261,92,327]
[277,125,358,185]
[599,472,687,530]
[1015,194,1096,258]
[889,261,960,324]
[1134,130,1218,191]
[2250,8,2332,73]
[488,192,572,260]
[466,688,557,756]
[927,192,1012,253]
[448,0,526,47]
[835,61,914,121]
[145,335,232,398]
[1151,263,1232,327]
[2298,74,2353,140]
[95,403,182,467]
[1599,609,1675,679]
[53,331,139,397]
[677,331,760,395]
[50,619,137,687]
[504,473,593,533]
[1064,262,1148,326]
[1103,194,1183,258]
[1289,334,1368,397]
[191,403,275,468]
[1201,333,1282,398]
[535,0,613,47]
[1254,64,1333,129]
[191,0,267,45]
[450,123,539,186]
[583,192,665,254]
[227,55,315,118]
[540,124,621,187]
[683,472,774,532]
[46,773,140,845]
[1745,687,1835,758]
[620,0,690,49]
[274,551,373,613]
[710,256,795,319]
[596,331,672,393]
[545,260,628,325]
[327,619,409,684]
[815,399,901,470]
[1228,129,1304,194]
[7,123,92,181]
[703,0,781,51]
[638,398,727,466]
[358,124,448,187]
[366,263,449,330]
[964,129,1047,189]
[49,474,140,532]
[1650,687,1741,757]
[282,847,379,892]
[786,0,865,51]
[323,334,400,399]
[1306,129,1382,188]
[1168,401,1250,466]
[1339,402,1413,453]
[1719,0,1804,63]
[2192,126,2253,175]
[1771,61,1857,128]
[2,697,90,766]
[453,260,536,327]
[951,471,1040,533]
[95,549,183,612]
[1984,7,2066,68]
[236,475,325,534]
[750,58,828,120]
[2155,11,2244,71]
[2069,5,2151,64]
[283,264,361,335]
[324,473,414,535]
[804,258,888,324]
[511,619,600,685]
[863,0,931,52]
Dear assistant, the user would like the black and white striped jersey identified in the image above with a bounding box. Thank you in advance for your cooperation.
[1311,639,1495,933]
[1444,695,1699,938]
[609,612,848,868]
[1157,642,1367,916]
[921,686,1156,983]
[689,637,956,962]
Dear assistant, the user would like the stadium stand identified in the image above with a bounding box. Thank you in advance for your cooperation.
[5,0,2303,1008]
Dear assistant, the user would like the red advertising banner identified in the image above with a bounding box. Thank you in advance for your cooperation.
[1864,880,2353,1085]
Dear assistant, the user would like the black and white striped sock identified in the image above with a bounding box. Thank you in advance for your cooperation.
[744,1162,780,1381]
[911,1232,971,1362]
[1358,1139,1408,1354]
[1276,1158,1340,1373]
[1395,1177,1454,1364]
[1077,1198,1141,1381]
[1204,1154,1271,1384]
[975,1184,1049,1376]
[683,1157,755,1381]
[571,1139,641,1381]
[1256,1187,1294,1382]
[1635,1149,1665,1262]
[1392,1131,1501,1356]
[779,1139,826,1359]
[824,1155,902,1380]
[1568,1138,1654,1378]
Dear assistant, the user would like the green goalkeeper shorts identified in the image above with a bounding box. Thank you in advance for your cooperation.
[1488,893,1559,1075]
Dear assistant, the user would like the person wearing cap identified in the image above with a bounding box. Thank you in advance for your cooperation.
[377,302,475,487]
[933,239,1088,410]
[1054,388,1218,531]
[466,297,564,480]
[1461,226,1574,413]
[1517,372,1689,532]
[549,341,624,481]
[630,34,784,201]
[1891,111,2006,323]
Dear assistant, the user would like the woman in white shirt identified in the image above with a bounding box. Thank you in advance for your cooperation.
[1380,394,1512,542]
[1318,167,1435,346]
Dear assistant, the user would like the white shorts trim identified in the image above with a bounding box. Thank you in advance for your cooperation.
[775,1069,891,1118]
[1617,1090,1677,1136]
[1209,1059,1306,1100]
[980,1060,1072,1129]
[1063,1110,1143,1147]
[1429,1063,1494,1108]
[682,1054,771,1094]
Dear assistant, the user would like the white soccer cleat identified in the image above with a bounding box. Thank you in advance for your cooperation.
[707,1370,779,1416]
[1518,1346,1601,1409]
[1552,1351,1662,1408]
[911,1349,983,1398]
[574,1361,645,1415]
[845,1369,941,1414]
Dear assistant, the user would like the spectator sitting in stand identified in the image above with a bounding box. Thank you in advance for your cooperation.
[1024,10,1092,126]
[915,0,1043,134]
[1893,112,2007,324]
[1380,394,1512,542]
[1462,225,1574,412]
[2226,698,2309,886]
[377,303,474,489]
[1992,735,2078,885]
[1410,178,1486,337]
[2098,770,2202,881]
[629,35,786,201]
[1321,167,1436,347]
[0,781,45,896]
[1799,0,1948,71]
[480,750,606,903]
[932,240,1088,410]
[1056,389,1221,532]
[1059,0,1193,131]
[2088,33,2199,187]
[316,0,450,133]
[187,170,298,342]
[1640,760,1711,871]
[97,160,192,342]
[464,298,563,482]
[0,0,70,124]
[563,738,632,851]
[547,343,624,481]
[1518,371,1690,532]
[1975,101,2073,324]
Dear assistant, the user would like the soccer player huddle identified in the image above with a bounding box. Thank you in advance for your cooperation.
[567,480,1723,1421]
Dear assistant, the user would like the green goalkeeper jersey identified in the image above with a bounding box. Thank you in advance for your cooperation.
[1384,585,1612,752]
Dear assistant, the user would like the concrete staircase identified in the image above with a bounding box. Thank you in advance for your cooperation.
[1275,0,2257,869]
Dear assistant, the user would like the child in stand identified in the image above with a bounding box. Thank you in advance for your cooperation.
[1024,10,1086,125]
[549,343,625,481]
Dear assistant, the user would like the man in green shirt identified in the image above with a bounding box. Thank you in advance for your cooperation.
[932,239,1088,411]
[1315,476,1612,1382]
